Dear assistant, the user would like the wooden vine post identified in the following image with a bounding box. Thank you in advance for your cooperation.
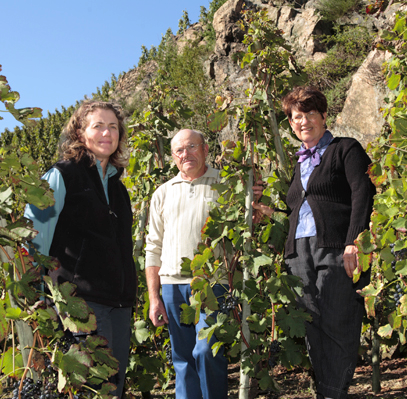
[238,168,253,399]
[372,316,381,393]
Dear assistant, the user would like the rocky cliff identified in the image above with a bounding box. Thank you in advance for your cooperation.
[111,0,406,148]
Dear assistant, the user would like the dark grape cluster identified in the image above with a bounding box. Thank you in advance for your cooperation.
[57,334,77,354]
[391,260,396,272]
[219,294,238,314]
[394,283,405,307]
[12,379,42,399]
[12,378,84,399]
[390,244,407,272]
[43,355,56,377]
[164,344,173,366]
[268,340,281,368]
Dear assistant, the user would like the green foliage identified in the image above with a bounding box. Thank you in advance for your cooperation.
[305,25,374,125]
[138,45,150,66]
[0,73,119,174]
[143,27,218,156]
[157,28,174,61]
[161,48,216,143]
[316,0,363,21]
[92,73,118,101]
[0,106,74,175]
[0,65,42,127]
[177,9,191,35]
[355,9,407,349]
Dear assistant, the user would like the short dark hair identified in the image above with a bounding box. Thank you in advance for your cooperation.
[282,86,328,121]
[59,100,129,168]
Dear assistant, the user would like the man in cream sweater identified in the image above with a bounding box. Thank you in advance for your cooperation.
[145,129,228,399]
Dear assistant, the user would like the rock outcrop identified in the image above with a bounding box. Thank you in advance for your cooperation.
[111,0,405,146]
[111,60,158,113]
[333,49,391,148]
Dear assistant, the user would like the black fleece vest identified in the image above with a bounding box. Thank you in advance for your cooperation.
[49,159,137,307]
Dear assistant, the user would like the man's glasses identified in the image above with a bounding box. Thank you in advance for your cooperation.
[291,111,320,124]
[172,143,204,157]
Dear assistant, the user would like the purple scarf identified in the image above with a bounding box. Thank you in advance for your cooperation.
[295,131,333,167]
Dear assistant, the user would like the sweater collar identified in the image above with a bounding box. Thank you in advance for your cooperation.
[171,165,218,185]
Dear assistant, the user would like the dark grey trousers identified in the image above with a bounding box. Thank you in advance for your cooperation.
[286,236,370,399]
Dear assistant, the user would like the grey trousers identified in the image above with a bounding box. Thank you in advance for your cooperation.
[286,236,370,399]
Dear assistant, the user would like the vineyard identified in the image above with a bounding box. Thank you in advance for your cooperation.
[1,1,407,399]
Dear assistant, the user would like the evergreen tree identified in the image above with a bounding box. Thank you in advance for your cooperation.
[138,45,149,66]
[177,9,191,35]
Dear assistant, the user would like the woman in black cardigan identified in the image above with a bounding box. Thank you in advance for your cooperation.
[253,86,375,399]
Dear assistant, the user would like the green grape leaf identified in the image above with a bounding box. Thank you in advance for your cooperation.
[396,259,407,276]
[207,110,228,132]
[191,247,213,272]
[58,345,91,388]
[134,320,150,344]
[356,230,376,254]
[44,277,97,333]
[203,283,219,311]
[252,253,273,275]
[378,323,393,338]
[275,306,310,338]
[6,266,41,303]
[1,347,24,378]
[279,337,304,368]
[180,257,193,277]
[387,73,401,90]
[247,313,268,333]
[5,102,42,127]
[364,296,376,318]
[0,187,13,213]
[257,368,278,391]
[388,311,402,329]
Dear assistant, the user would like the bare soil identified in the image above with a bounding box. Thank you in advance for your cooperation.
[2,358,405,398]
[129,358,407,398]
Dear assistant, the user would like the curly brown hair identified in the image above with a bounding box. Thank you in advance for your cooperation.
[282,86,328,121]
[59,100,129,168]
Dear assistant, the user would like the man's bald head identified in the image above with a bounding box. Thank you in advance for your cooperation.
[171,129,209,181]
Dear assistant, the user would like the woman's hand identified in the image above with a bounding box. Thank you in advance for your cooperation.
[252,201,274,223]
[343,245,360,278]
[252,180,264,201]
[252,180,274,223]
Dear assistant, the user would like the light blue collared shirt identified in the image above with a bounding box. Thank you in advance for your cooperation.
[24,160,117,255]
[295,131,334,239]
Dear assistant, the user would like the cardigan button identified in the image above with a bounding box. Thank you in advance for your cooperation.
[301,190,306,198]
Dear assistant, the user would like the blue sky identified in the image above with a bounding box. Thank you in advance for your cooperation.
[1,0,211,132]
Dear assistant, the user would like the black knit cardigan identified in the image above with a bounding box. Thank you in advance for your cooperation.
[285,137,376,257]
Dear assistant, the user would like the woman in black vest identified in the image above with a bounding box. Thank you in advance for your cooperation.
[25,100,137,398]
[252,86,375,399]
